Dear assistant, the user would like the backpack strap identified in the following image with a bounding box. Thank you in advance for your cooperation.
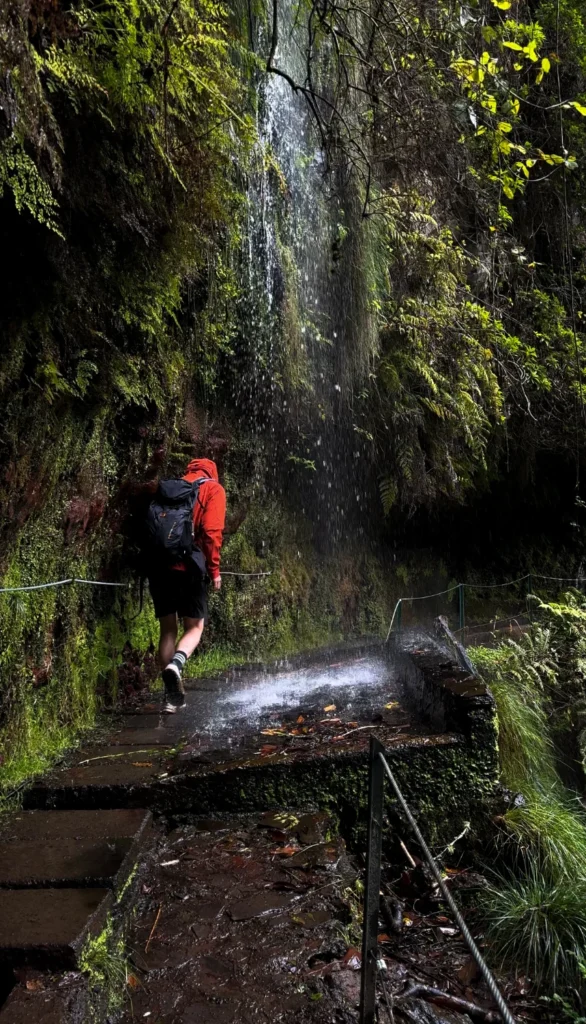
[192,476,212,514]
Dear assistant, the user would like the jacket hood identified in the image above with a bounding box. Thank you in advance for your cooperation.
[185,458,219,483]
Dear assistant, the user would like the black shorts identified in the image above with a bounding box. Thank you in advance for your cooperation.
[148,568,208,621]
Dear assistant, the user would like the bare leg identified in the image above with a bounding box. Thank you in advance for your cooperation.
[177,617,205,659]
[158,614,178,669]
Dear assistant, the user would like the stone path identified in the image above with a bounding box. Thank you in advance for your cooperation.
[117,811,361,1024]
[0,635,497,1022]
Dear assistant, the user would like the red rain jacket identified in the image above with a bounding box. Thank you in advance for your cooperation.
[176,458,226,580]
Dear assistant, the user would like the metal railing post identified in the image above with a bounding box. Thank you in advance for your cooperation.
[458,583,465,632]
[527,572,533,622]
[360,736,385,1024]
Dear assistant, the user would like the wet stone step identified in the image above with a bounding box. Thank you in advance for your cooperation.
[0,810,152,888]
[24,748,173,809]
[0,808,151,842]
[0,838,135,889]
[110,728,184,746]
[0,888,111,970]
[0,977,87,1024]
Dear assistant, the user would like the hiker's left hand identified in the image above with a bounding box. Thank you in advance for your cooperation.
[212,576,222,591]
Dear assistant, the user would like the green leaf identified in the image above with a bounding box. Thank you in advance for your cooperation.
[541,57,551,73]
[497,121,512,133]
[571,101,586,116]
[503,42,523,52]
[492,0,512,8]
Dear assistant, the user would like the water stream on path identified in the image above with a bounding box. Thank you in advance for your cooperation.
[182,652,404,741]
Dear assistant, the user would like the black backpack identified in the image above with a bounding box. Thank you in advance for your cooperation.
[143,477,209,570]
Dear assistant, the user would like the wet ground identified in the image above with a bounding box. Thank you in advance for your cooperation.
[116,812,523,1024]
[118,811,360,1024]
[113,645,427,763]
[0,638,523,1023]
[25,644,451,812]
[179,649,406,741]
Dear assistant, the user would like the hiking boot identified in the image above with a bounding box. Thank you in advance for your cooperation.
[161,665,185,714]
[162,660,183,691]
[162,688,186,714]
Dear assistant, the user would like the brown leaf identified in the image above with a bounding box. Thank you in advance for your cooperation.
[260,744,278,755]
[457,957,480,985]
[343,947,361,965]
[132,761,153,767]
[296,715,305,724]
[127,974,140,990]
[270,845,298,856]
[25,980,45,992]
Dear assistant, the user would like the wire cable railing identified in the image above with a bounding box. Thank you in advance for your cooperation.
[385,571,586,642]
[0,569,273,594]
[0,577,129,594]
[360,736,515,1024]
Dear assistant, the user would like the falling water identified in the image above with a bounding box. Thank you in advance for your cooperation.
[234,0,380,546]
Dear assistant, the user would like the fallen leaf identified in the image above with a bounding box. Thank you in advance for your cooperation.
[270,845,298,856]
[513,975,530,996]
[377,934,390,943]
[132,762,153,767]
[127,974,140,989]
[323,704,337,712]
[260,744,278,755]
[320,717,341,725]
[343,947,361,964]
[457,957,480,985]
[261,729,286,736]
[385,702,399,709]
[296,715,305,724]
[25,980,45,992]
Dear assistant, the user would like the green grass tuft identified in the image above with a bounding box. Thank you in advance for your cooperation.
[503,799,586,879]
[481,858,586,994]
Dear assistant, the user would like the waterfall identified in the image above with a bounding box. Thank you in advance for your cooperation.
[234,0,379,545]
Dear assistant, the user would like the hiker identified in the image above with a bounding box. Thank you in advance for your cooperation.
[146,457,226,713]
